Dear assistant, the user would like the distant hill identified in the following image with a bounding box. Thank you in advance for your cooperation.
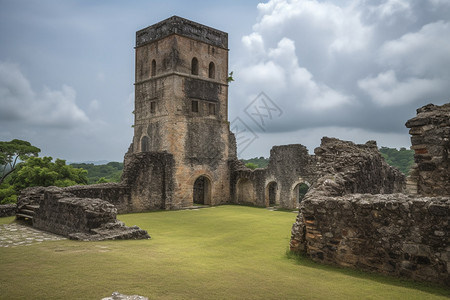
[70,162,123,184]
[240,157,269,169]
[69,160,110,165]
[379,147,414,175]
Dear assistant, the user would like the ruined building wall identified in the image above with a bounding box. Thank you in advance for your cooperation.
[313,138,405,195]
[291,193,449,285]
[65,184,131,214]
[121,152,175,210]
[18,187,149,241]
[290,104,449,285]
[406,103,450,196]
[230,144,318,209]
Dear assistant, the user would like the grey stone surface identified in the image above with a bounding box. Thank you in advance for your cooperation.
[0,204,16,217]
[17,187,150,241]
[0,222,66,247]
[136,15,228,49]
[101,291,148,300]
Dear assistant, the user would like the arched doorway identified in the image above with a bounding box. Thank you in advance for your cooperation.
[265,182,278,206]
[293,183,309,206]
[193,176,211,205]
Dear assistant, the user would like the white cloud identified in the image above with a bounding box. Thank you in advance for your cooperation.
[0,62,89,128]
[89,99,101,112]
[253,0,371,55]
[380,21,450,76]
[369,0,412,19]
[358,70,445,107]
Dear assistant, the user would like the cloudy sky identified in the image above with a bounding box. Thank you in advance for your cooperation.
[1,0,449,162]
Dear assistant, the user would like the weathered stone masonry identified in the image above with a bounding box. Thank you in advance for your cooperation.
[406,103,450,196]
[18,186,150,241]
[290,104,450,286]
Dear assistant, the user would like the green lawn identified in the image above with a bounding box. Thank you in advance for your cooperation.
[0,205,448,299]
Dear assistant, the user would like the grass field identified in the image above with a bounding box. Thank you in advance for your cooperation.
[0,205,448,299]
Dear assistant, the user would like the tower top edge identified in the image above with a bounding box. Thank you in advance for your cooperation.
[136,16,228,49]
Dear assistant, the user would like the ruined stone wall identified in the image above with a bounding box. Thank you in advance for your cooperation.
[65,183,131,214]
[313,138,405,195]
[122,152,175,210]
[20,187,150,241]
[230,144,318,209]
[0,204,15,217]
[406,103,450,196]
[230,161,266,206]
[266,144,318,208]
[33,187,117,236]
[289,135,450,285]
[290,194,449,285]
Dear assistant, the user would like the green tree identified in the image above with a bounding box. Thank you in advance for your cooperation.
[241,157,269,169]
[0,139,40,184]
[379,147,414,175]
[96,177,109,184]
[245,162,258,170]
[70,161,123,184]
[10,156,88,191]
[0,184,17,204]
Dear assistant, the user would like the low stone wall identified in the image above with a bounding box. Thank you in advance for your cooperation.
[290,193,449,285]
[19,187,150,241]
[0,204,16,217]
[65,183,131,214]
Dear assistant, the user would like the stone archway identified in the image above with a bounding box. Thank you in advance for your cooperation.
[293,183,309,207]
[265,181,278,206]
[193,176,211,205]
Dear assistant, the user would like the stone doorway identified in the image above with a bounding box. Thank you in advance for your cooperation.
[193,176,211,205]
[293,183,309,206]
[266,182,278,206]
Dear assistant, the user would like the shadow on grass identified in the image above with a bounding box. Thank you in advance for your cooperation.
[285,250,450,298]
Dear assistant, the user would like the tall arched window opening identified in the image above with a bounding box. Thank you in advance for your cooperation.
[191,57,199,75]
[151,59,156,77]
[141,136,149,152]
[208,62,215,79]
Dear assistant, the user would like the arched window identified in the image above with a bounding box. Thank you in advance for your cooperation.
[141,136,149,152]
[208,62,215,79]
[151,59,156,77]
[191,57,199,75]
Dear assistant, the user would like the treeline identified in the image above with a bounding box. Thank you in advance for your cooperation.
[70,162,123,184]
[379,147,414,175]
[240,157,269,169]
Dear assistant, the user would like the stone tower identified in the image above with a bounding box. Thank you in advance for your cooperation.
[129,16,236,209]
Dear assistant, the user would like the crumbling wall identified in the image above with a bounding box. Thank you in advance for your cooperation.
[266,144,318,208]
[290,105,450,285]
[122,151,175,210]
[406,103,450,196]
[230,144,317,209]
[18,187,150,241]
[290,193,449,285]
[313,138,405,195]
[65,183,131,214]
[0,204,16,217]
